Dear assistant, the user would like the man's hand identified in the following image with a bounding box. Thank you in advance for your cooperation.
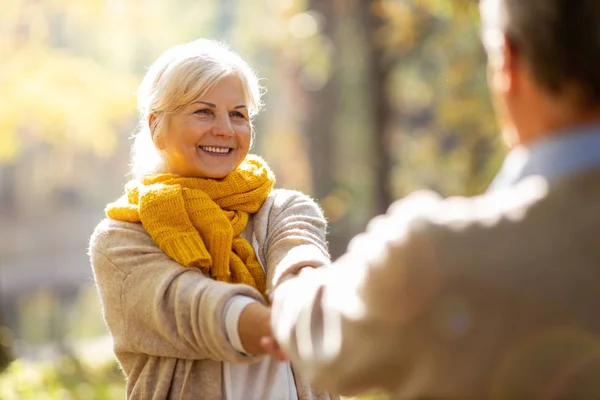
[259,266,316,361]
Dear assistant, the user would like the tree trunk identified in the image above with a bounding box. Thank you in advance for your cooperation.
[0,311,13,372]
[306,0,339,201]
[0,261,13,371]
[357,0,394,215]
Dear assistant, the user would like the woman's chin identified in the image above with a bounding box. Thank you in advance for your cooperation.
[192,168,232,180]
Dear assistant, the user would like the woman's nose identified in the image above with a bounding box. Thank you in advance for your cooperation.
[212,114,235,137]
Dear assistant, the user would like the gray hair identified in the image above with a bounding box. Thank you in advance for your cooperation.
[480,0,600,105]
[131,39,264,178]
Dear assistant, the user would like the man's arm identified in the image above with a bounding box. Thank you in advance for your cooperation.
[270,191,445,396]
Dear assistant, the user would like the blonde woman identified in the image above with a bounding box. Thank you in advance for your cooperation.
[89,39,335,400]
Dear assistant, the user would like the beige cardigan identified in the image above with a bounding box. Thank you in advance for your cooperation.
[89,188,336,400]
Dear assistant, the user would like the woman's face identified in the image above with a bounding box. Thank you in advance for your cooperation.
[153,76,252,178]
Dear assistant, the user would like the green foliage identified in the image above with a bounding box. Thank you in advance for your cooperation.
[0,334,12,374]
[0,356,390,400]
[0,357,125,400]
[377,0,501,197]
[0,0,502,199]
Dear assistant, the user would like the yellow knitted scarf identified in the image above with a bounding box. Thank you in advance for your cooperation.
[105,155,275,295]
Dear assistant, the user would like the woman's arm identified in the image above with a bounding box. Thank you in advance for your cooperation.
[90,219,267,363]
[223,189,331,356]
[254,189,331,293]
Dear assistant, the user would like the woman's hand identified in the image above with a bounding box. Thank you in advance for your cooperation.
[238,302,273,354]
[238,269,317,357]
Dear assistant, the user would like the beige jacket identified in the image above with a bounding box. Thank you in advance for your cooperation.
[272,171,600,399]
[89,189,336,400]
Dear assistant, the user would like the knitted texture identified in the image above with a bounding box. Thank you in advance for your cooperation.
[105,155,275,294]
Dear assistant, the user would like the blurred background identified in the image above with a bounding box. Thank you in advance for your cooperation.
[0,0,502,398]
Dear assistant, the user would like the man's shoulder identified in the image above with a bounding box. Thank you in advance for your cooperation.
[424,169,600,234]
[388,176,550,237]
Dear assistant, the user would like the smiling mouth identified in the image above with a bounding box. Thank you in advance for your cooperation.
[198,146,232,154]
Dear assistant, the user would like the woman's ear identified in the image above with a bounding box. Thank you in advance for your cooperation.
[148,113,165,150]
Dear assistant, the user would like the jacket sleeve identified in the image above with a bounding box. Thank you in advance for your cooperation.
[89,219,266,363]
[270,191,446,396]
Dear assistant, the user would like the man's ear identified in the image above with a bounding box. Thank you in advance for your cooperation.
[489,33,518,96]
[148,113,165,150]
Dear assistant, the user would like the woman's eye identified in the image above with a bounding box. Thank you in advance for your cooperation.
[230,111,246,119]
[194,108,212,115]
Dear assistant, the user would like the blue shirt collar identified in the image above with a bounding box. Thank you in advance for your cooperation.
[489,123,600,190]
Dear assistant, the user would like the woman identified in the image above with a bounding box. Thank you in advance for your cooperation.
[89,39,335,400]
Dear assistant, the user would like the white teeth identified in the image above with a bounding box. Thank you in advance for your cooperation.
[200,146,230,154]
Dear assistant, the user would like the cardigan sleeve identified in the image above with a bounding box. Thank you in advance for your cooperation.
[253,189,330,293]
[89,218,266,363]
[254,189,331,294]
[223,295,259,353]
[221,189,331,356]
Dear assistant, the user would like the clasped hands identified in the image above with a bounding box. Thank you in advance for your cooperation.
[239,267,317,362]
[238,302,287,362]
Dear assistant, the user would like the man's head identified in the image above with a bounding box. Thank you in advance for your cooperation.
[480,0,600,147]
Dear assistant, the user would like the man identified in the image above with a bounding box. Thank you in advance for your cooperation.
[265,0,600,398]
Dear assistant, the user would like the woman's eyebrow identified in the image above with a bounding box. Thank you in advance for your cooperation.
[192,101,216,107]
[192,101,247,110]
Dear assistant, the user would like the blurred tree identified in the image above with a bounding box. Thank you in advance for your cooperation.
[0,0,505,370]
[351,0,500,201]
[0,350,10,374]
[357,0,397,214]
[0,313,13,373]
[305,0,340,202]
[383,0,500,196]
[0,0,138,163]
